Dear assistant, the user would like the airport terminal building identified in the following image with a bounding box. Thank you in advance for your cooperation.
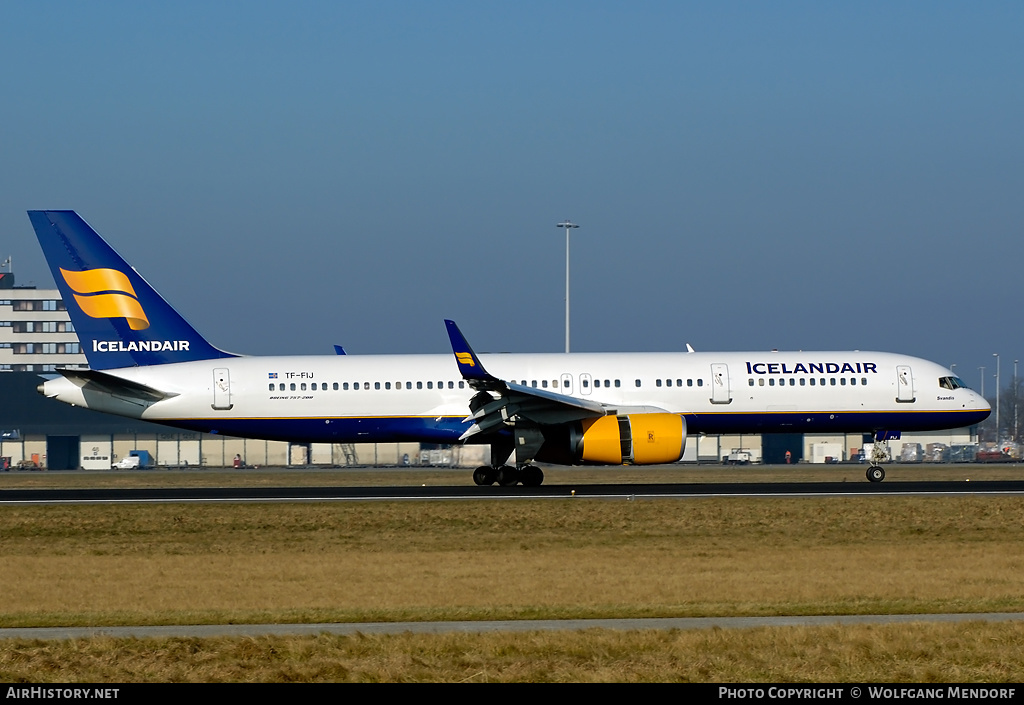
[0,270,979,471]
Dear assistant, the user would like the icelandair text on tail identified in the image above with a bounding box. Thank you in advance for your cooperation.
[93,340,189,353]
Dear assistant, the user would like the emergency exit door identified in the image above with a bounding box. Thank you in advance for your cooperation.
[710,363,732,404]
[212,368,233,410]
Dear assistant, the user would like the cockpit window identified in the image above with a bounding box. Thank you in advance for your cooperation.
[939,376,967,390]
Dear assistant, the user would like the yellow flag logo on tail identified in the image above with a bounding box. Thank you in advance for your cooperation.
[455,352,475,367]
[60,267,150,331]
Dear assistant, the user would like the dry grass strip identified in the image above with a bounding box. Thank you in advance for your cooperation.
[2,622,1024,682]
[2,496,1023,627]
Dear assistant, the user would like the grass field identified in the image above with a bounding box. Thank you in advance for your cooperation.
[2,464,1023,682]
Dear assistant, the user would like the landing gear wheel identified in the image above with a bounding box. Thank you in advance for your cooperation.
[473,466,496,486]
[497,465,520,487]
[867,465,885,483]
[520,464,544,487]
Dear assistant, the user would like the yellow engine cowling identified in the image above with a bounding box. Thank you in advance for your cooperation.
[575,413,686,465]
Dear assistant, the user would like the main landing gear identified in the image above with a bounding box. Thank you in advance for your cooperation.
[472,464,545,487]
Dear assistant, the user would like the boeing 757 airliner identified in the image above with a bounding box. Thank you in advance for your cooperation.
[29,211,990,484]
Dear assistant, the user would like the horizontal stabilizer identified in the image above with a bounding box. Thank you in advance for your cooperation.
[52,368,177,404]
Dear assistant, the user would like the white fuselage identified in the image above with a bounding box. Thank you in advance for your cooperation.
[42,350,990,445]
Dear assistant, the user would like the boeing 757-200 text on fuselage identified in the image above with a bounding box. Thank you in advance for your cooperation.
[30,211,990,484]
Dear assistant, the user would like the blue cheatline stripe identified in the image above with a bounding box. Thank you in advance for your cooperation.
[684,409,989,434]
[162,415,472,444]
[153,408,987,444]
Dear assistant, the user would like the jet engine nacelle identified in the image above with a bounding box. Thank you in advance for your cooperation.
[571,413,686,465]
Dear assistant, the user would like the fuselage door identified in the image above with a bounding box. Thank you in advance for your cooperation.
[710,363,732,404]
[896,365,916,403]
[213,368,233,410]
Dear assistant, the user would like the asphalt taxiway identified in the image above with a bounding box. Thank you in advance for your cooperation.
[2,479,1024,504]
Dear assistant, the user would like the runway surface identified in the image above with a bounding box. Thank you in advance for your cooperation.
[2,479,1024,504]
[4,612,1024,641]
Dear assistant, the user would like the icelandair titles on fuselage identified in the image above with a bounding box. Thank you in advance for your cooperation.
[93,340,191,353]
[746,361,878,375]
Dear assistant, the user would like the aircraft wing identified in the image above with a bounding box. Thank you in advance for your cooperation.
[47,368,178,405]
[444,320,667,440]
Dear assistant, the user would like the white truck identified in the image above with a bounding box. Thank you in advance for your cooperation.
[725,449,753,465]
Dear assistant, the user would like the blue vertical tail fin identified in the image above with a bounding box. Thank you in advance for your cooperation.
[28,210,235,370]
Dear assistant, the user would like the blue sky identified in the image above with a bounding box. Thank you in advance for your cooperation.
[1,2,1021,391]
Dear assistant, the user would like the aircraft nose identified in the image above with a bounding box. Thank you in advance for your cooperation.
[974,392,993,419]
